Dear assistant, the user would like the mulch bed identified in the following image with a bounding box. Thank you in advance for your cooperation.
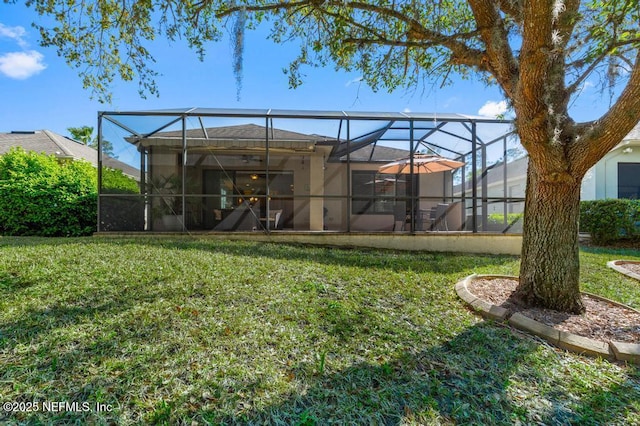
[617,261,640,277]
[468,277,640,344]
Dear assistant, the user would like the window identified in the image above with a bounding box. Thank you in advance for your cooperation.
[618,163,640,199]
[351,171,413,214]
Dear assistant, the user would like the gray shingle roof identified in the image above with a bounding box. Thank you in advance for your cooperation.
[156,123,334,142]
[0,130,138,178]
[137,123,335,152]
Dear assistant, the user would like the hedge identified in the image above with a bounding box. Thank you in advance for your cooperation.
[0,148,139,236]
[580,199,640,244]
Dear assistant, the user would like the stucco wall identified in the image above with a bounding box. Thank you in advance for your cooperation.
[594,141,640,199]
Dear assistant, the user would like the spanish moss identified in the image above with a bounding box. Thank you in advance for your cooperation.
[231,3,246,101]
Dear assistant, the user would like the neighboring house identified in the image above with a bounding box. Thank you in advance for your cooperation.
[0,130,139,178]
[454,121,640,221]
[582,122,640,200]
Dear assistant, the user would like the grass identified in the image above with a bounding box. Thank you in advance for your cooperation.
[0,237,638,425]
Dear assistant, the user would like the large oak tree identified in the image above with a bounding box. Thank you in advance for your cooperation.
[19,0,640,313]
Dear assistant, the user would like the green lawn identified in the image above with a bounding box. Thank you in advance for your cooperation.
[0,237,638,425]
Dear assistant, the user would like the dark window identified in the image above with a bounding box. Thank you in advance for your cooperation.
[618,163,640,199]
[351,171,413,214]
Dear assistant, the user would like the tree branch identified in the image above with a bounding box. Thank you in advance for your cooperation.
[571,52,640,176]
[467,0,518,97]
[497,0,523,21]
[566,53,608,96]
[342,36,486,70]
[215,1,488,73]
[566,38,640,98]
[214,1,312,19]
[553,0,580,52]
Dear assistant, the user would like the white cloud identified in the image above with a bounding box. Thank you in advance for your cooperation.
[0,50,47,79]
[402,107,411,113]
[577,80,595,93]
[345,76,363,87]
[478,100,509,118]
[442,97,457,108]
[0,23,28,48]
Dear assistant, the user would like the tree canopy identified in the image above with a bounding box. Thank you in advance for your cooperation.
[25,1,639,109]
[68,125,116,157]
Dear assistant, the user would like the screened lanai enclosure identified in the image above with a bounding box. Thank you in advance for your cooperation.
[98,108,524,234]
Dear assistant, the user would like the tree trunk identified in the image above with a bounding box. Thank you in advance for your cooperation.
[513,163,585,314]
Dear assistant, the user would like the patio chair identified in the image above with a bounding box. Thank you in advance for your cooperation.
[270,209,283,230]
[428,207,437,230]
[213,201,260,231]
[393,204,407,231]
[433,203,450,231]
[260,209,282,230]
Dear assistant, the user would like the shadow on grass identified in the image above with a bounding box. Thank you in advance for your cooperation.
[0,236,519,275]
[579,243,640,257]
[0,276,165,347]
[197,323,639,425]
[141,237,519,275]
[2,295,638,424]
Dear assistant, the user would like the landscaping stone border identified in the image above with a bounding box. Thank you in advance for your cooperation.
[607,260,640,281]
[455,274,640,364]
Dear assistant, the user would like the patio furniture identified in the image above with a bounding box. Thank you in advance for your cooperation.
[213,201,260,231]
[432,203,450,231]
[260,209,282,230]
[393,204,407,231]
[416,209,430,231]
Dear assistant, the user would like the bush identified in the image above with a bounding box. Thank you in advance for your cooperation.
[0,148,98,236]
[580,199,640,244]
[102,167,140,194]
[486,213,523,232]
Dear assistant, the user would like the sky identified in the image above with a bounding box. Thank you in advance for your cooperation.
[0,2,612,140]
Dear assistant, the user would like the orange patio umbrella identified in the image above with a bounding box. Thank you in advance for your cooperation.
[378,154,465,174]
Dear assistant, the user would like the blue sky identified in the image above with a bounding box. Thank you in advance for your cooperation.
[0,2,610,139]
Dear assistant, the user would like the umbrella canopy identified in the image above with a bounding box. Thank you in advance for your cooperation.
[364,177,406,185]
[378,154,465,174]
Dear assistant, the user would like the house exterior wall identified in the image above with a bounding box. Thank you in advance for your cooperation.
[322,152,348,231]
[592,141,640,199]
[348,162,394,231]
[581,166,597,201]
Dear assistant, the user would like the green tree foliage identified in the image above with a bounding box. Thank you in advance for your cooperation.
[68,125,94,145]
[18,0,640,312]
[0,148,97,236]
[0,148,139,236]
[67,125,116,157]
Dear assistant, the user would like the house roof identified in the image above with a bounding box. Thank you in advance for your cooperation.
[157,123,334,142]
[135,123,334,152]
[335,144,410,162]
[0,130,139,178]
[622,122,640,143]
[135,122,413,161]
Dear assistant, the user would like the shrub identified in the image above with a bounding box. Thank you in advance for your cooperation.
[0,149,143,236]
[579,199,640,244]
[0,148,98,236]
[99,168,142,231]
[487,212,523,232]
[101,167,140,194]
[0,148,97,236]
